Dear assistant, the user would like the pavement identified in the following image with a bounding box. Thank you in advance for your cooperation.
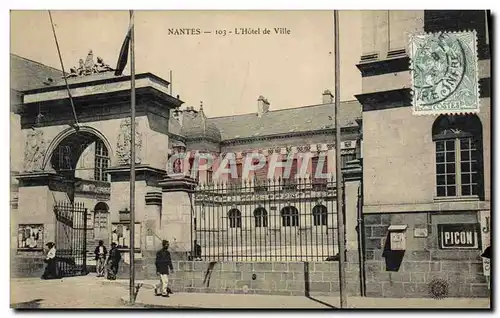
[10,275,491,309]
[122,289,491,309]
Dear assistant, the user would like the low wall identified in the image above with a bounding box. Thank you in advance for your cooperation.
[11,252,46,278]
[117,254,362,296]
[11,250,362,297]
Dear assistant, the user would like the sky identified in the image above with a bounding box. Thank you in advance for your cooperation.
[10,10,362,117]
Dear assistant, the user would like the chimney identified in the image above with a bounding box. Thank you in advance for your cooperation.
[322,89,333,104]
[257,95,270,117]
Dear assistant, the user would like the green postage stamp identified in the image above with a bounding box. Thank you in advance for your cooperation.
[409,31,480,115]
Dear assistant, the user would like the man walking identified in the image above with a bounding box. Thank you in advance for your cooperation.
[106,242,121,280]
[94,240,107,277]
[155,240,174,297]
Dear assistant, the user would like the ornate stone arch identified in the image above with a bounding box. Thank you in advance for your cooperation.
[42,126,113,171]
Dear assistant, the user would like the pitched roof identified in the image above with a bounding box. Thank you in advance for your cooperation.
[10,54,63,92]
[208,100,361,141]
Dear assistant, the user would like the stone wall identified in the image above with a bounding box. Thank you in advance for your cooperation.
[117,255,361,296]
[11,252,46,278]
[363,212,489,298]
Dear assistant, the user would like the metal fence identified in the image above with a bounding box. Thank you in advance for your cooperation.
[192,178,341,262]
[53,201,88,276]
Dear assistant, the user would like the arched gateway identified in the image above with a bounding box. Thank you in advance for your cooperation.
[15,51,182,277]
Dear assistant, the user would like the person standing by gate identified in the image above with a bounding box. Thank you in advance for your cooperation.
[94,240,107,277]
[42,242,57,279]
[106,242,121,280]
[155,240,174,297]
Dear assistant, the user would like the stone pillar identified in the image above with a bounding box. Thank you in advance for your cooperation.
[144,191,162,252]
[158,176,197,260]
[107,165,166,258]
[342,159,362,260]
[342,159,363,295]
[16,172,72,245]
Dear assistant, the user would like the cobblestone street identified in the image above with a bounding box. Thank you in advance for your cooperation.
[10,275,130,309]
[10,274,490,309]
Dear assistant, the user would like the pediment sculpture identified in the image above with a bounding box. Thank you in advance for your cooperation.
[64,50,114,79]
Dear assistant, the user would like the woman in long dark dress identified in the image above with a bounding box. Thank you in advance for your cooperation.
[41,242,57,279]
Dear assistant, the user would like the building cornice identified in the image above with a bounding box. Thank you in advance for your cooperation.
[355,88,412,112]
[364,200,490,214]
[220,126,360,146]
[356,55,410,78]
[106,165,166,184]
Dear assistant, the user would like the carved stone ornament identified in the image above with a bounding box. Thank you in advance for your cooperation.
[116,118,142,165]
[23,129,47,172]
[64,50,114,79]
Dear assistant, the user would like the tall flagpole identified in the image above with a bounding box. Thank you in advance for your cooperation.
[129,9,136,305]
[334,10,347,308]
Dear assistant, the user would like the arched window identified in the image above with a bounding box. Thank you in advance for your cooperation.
[254,207,268,228]
[94,140,110,182]
[281,206,299,227]
[432,115,484,198]
[312,205,328,226]
[228,208,242,228]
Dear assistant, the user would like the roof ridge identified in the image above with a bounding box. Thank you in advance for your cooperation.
[208,100,359,120]
[10,53,64,75]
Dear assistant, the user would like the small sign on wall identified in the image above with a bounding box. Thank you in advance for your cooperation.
[438,223,480,249]
[414,226,428,238]
[146,235,155,250]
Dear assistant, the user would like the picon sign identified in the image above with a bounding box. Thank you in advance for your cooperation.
[438,223,480,249]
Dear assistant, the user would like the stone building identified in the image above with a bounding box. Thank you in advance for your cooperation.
[10,50,363,291]
[355,10,491,298]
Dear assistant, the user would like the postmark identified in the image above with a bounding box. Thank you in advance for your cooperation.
[409,31,479,115]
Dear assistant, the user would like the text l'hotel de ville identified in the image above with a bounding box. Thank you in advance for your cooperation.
[167,27,292,36]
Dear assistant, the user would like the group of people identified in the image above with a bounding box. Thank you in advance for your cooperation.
[96,238,176,297]
[40,238,197,299]
[94,241,122,280]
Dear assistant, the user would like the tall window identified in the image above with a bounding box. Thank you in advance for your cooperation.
[188,158,199,180]
[312,205,328,226]
[229,162,242,186]
[282,158,298,190]
[281,206,299,227]
[312,156,328,189]
[433,115,483,198]
[228,208,242,228]
[254,207,268,228]
[253,159,268,183]
[94,140,109,182]
[253,159,268,192]
[206,169,213,184]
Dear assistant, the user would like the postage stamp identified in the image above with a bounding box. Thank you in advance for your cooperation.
[409,31,480,115]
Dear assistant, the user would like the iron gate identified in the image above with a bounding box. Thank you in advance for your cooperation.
[53,201,88,276]
[192,178,341,262]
